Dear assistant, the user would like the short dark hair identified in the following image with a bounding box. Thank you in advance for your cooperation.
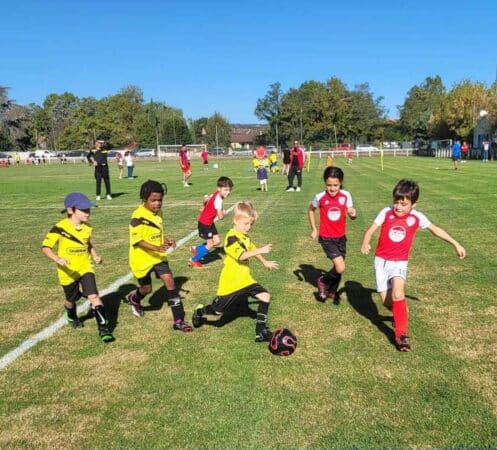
[393,179,419,203]
[140,179,167,201]
[323,166,344,183]
[217,176,234,188]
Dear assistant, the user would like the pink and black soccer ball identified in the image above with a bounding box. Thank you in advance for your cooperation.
[268,328,297,356]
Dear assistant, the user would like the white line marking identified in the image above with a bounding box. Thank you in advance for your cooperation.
[0,204,235,370]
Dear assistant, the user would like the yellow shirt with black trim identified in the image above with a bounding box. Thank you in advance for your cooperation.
[129,204,167,278]
[42,218,94,286]
[217,228,257,296]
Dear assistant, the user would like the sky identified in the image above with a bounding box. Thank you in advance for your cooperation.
[2,0,497,123]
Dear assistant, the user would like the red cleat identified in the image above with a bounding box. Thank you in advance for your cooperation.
[188,259,203,268]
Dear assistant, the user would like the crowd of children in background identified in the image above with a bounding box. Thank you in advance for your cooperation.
[41,143,467,352]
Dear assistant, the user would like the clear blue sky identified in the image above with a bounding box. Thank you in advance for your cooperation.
[2,0,496,123]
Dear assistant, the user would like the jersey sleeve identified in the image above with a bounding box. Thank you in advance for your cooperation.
[311,192,324,208]
[213,195,223,211]
[42,227,60,248]
[342,190,354,207]
[373,207,390,226]
[129,218,145,247]
[413,210,431,229]
[224,235,247,261]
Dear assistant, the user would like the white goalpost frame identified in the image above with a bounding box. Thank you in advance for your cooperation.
[157,144,207,162]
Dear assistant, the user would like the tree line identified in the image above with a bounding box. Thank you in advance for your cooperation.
[1,76,496,151]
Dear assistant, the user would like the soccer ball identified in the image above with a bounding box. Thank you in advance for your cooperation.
[268,328,297,356]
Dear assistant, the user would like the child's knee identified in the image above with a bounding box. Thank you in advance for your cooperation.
[88,294,102,306]
[392,287,405,300]
[140,285,153,295]
[258,292,271,303]
[212,235,221,246]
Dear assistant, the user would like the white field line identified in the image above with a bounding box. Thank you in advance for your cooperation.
[0,204,235,371]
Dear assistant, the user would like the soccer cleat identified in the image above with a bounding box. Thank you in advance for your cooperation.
[190,246,197,257]
[128,292,144,317]
[317,276,328,300]
[192,304,204,328]
[106,194,112,200]
[188,259,203,268]
[296,187,301,192]
[183,182,190,187]
[286,187,295,192]
[64,311,83,328]
[96,195,101,201]
[173,320,193,332]
[99,325,115,343]
[395,335,411,352]
[255,327,273,343]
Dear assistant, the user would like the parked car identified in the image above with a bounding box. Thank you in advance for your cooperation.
[331,143,352,151]
[265,145,277,153]
[208,147,226,156]
[65,150,88,157]
[356,144,379,152]
[133,148,155,157]
[0,152,12,162]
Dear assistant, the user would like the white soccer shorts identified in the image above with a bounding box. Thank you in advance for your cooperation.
[374,257,408,293]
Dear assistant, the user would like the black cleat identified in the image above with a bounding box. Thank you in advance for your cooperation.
[99,326,115,343]
[173,320,193,333]
[64,311,83,328]
[192,304,204,328]
[255,327,273,343]
[395,335,411,352]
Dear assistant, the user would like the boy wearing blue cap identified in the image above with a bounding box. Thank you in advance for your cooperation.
[42,192,114,343]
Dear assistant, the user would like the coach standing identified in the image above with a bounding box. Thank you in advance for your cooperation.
[286,139,305,192]
[87,139,112,200]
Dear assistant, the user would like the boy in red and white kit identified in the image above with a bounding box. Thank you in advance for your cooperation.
[179,144,191,187]
[361,179,466,352]
[189,176,234,268]
[308,166,356,302]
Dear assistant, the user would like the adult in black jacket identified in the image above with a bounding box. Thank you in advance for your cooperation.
[87,140,112,200]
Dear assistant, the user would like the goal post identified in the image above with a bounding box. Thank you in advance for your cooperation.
[157,144,207,162]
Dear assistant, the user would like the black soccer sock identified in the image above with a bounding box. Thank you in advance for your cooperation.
[166,291,185,322]
[200,304,216,316]
[92,304,108,327]
[323,267,341,293]
[64,304,78,320]
[256,301,270,333]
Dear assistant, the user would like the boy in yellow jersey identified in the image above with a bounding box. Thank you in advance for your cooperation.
[192,201,279,342]
[128,180,193,332]
[42,192,114,343]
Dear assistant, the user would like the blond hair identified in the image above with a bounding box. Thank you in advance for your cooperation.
[232,201,258,221]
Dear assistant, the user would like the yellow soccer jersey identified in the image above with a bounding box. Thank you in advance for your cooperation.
[129,204,167,278]
[217,228,257,296]
[42,218,94,286]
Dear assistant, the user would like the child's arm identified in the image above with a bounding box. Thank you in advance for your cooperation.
[136,239,174,253]
[216,208,225,220]
[307,205,319,240]
[88,242,102,264]
[42,246,69,266]
[427,224,466,259]
[239,244,279,270]
[361,223,379,254]
[347,206,357,220]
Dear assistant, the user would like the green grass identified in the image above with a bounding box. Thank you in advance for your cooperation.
[0,156,497,448]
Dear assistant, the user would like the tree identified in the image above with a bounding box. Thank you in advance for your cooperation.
[255,82,282,149]
[399,76,445,140]
[205,112,231,148]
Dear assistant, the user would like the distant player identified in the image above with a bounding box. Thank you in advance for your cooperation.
[269,151,279,173]
[192,201,279,342]
[189,176,234,268]
[361,179,466,352]
[201,148,209,169]
[127,180,193,332]
[308,166,357,302]
[451,140,461,170]
[179,144,191,187]
[42,192,114,343]
[256,159,268,192]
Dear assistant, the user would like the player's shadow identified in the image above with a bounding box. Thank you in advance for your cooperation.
[201,247,224,266]
[145,276,190,311]
[81,283,137,332]
[293,263,329,303]
[202,296,258,328]
[110,192,126,199]
[340,280,396,348]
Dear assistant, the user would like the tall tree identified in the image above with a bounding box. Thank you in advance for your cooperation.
[206,112,231,148]
[255,82,282,149]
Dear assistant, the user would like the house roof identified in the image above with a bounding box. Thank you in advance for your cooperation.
[230,124,268,144]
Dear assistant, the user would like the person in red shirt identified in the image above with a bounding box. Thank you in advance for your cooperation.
[361,179,466,352]
[189,176,234,268]
[461,141,469,162]
[179,144,192,187]
[286,140,305,192]
[200,148,209,169]
[308,166,357,302]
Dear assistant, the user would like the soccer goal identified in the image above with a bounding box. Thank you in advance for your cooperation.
[157,144,207,162]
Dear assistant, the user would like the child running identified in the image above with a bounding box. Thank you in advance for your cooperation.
[42,192,114,342]
[189,176,234,268]
[256,159,268,192]
[128,180,193,332]
[192,201,279,342]
[361,179,466,351]
[308,166,357,302]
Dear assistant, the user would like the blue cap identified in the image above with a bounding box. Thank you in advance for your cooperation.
[62,192,96,212]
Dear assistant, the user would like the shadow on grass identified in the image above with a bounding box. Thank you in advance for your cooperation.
[340,280,396,349]
[201,247,224,266]
[109,192,127,199]
[293,263,329,303]
[202,296,258,328]
[145,276,190,311]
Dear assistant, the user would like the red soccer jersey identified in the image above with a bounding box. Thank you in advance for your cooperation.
[198,191,224,225]
[374,207,431,261]
[179,149,189,168]
[311,190,353,238]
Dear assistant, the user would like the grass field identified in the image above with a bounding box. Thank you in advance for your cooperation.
[1,155,497,449]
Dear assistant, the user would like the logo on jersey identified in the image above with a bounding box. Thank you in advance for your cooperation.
[338,196,346,206]
[388,225,406,243]
[327,207,341,221]
[406,216,416,227]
